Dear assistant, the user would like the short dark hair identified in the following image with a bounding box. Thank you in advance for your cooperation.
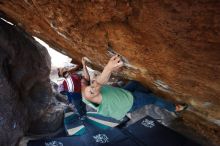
[63,71,69,78]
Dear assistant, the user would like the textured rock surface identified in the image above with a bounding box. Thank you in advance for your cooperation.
[0,0,220,145]
[0,19,63,146]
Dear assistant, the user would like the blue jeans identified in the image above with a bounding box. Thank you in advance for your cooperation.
[123,81,176,112]
[67,92,86,116]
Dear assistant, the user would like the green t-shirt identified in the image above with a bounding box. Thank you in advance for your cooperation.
[83,85,134,120]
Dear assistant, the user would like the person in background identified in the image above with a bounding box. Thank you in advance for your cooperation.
[81,55,188,120]
[58,63,86,117]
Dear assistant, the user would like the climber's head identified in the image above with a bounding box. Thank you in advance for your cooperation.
[63,71,70,78]
[58,68,69,78]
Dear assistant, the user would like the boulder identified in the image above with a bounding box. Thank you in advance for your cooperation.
[0,18,63,146]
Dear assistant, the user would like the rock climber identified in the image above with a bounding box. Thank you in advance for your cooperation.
[81,55,188,120]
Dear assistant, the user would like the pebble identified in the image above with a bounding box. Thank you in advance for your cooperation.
[13,122,17,129]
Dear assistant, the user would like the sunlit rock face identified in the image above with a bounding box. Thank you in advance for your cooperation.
[0,19,63,146]
[0,0,220,145]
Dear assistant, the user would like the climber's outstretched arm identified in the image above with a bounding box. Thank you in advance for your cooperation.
[82,57,90,82]
[82,55,123,100]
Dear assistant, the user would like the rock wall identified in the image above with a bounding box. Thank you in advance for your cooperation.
[0,0,220,145]
[0,18,63,146]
